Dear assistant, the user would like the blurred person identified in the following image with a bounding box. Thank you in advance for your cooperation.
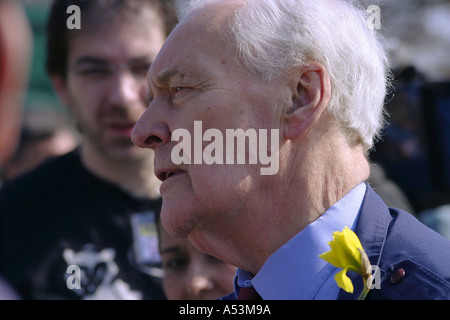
[132,0,450,299]
[1,109,78,182]
[367,162,415,215]
[0,0,32,167]
[0,0,177,300]
[420,204,450,241]
[156,212,237,300]
[0,0,32,299]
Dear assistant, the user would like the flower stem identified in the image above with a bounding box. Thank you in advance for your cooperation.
[357,286,370,300]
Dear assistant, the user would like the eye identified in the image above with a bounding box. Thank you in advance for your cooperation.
[163,256,188,271]
[130,63,151,77]
[171,87,186,95]
[75,66,111,78]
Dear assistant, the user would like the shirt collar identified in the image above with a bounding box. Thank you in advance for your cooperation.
[234,182,367,300]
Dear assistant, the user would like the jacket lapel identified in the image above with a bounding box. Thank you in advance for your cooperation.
[338,183,391,300]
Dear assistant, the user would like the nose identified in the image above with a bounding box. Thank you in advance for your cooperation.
[107,71,144,109]
[131,101,171,150]
[186,267,214,299]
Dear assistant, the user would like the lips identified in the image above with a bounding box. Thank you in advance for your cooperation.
[109,123,135,130]
[107,122,136,137]
[156,169,186,182]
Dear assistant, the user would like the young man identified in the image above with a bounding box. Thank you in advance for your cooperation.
[0,0,177,300]
[132,0,450,299]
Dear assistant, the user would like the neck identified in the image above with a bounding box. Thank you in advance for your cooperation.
[80,143,160,199]
[236,117,371,274]
[285,114,370,228]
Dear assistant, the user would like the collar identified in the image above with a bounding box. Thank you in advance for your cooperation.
[337,183,390,300]
[235,182,367,299]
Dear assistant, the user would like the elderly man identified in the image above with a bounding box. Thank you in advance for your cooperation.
[132,0,450,299]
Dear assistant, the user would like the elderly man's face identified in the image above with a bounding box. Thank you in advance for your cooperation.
[133,8,288,250]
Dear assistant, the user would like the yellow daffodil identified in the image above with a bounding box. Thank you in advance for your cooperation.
[319,226,372,299]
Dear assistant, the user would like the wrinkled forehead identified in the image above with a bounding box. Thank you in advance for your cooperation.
[149,4,236,82]
[149,1,241,81]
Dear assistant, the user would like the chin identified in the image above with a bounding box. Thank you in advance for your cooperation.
[160,198,195,239]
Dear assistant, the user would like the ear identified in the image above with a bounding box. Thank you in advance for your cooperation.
[284,62,331,140]
[51,75,71,107]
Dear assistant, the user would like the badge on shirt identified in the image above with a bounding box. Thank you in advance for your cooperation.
[130,211,161,268]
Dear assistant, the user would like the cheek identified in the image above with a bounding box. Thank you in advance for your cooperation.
[184,166,256,244]
[189,164,253,211]
[163,275,185,300]
[67,83,102,124]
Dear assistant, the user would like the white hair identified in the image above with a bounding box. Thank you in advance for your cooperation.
[181,0,391,151]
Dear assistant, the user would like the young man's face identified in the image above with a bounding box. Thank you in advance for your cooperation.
[55,11,166,161]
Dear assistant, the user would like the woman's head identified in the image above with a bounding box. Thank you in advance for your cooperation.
[156,212,237,300]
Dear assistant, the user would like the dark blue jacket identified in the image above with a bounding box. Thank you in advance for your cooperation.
[339,184,450,300]
[224,184,450,300]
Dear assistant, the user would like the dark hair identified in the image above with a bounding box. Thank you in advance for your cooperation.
[46,0,178,79]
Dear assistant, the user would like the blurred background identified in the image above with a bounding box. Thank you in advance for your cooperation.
[1,0,79,183]
[6,0,450,236]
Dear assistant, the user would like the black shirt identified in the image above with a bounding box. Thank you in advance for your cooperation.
[0,149,165,300]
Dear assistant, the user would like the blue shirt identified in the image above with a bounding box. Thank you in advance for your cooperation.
[234,182,367,300]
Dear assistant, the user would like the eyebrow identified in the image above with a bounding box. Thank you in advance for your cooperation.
[74,55,153,67]
[154,67,192,85]
[160,246,182,255]
[73,56,108,67]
